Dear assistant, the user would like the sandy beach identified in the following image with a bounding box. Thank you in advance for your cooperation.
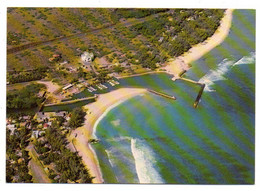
[69,88,147,183]
[68,9,233,184]
[163,9,233,79]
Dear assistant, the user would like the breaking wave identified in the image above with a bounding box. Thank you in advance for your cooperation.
[232,52,255,67]
[131,138,164,183]
[198,52,255,92]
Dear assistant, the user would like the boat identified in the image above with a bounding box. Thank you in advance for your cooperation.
[112,80,119,85]
[89,86,97,91]
[100,83,108,89]
[96,85,103,90]
[108,81,115,86]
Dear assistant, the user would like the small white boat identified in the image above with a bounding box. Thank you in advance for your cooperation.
[112,80,119,85]
[96,85,103,90]
[89,86,97,91]
[108,81,115,86]
[100,84,108,89]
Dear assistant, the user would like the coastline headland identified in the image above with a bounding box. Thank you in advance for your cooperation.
[68,9,233,183]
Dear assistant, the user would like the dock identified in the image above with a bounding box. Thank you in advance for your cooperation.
[148,89,176,100]
[180,77,203,86]
[178,77,205,108]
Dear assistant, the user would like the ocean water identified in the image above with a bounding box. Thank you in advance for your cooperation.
[93,9,255,184]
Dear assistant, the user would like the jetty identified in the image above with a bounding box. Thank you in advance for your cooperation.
[178,77,205,108]
[180,77,202,85]
[148,89,176,100]
[193,84,205,108]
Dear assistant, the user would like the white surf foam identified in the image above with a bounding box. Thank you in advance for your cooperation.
[232,52,255,67]
[105,149,119,182]
[198,59,233,92]
[198,52,255,92]
[105,149,116,168]
[131,138,164,183]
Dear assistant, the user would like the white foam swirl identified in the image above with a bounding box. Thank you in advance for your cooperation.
[131,138,164,183]
[198,52,255,92]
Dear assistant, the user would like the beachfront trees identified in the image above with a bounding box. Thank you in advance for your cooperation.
[68,107,86,129]
[35,121,93,183]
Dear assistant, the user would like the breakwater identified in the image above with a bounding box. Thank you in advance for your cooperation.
[193,84,205,108]
[148,89,176,100]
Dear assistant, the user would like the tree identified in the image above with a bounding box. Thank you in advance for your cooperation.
[68,108,86,129]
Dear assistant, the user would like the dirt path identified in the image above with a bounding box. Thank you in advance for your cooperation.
[36,80,60,94]
[27,144,51,183]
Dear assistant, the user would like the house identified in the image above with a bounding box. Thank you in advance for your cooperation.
[32,130,40,139]
[32,130,45,139]
[49,54,62,62]
[7,124,16,135]
[43,123,49,129]
[62,84,73,91]
[81,51,94,64]
[35,112,48,122]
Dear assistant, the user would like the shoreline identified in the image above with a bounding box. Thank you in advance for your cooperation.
[117,9,233,80]
[69,88,147,183]
[68,9,233,184]
[163,9,233,79]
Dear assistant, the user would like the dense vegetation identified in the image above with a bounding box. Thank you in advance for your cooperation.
[68,107,86,129]
[7,83,45,110]
[113,8,169,20]
[128,9,225,68]
[8,67,49,84]
[7,8,225,84]
[34,120,93,183]
[6,127,33,183]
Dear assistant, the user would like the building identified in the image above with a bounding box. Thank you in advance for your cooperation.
[49,54,62,62]
[32,130,45,139]
[81,51,94,64]
[7,124,16,135]
[62,84,73,91]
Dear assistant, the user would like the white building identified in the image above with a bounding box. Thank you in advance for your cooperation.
[81,51,94,64]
